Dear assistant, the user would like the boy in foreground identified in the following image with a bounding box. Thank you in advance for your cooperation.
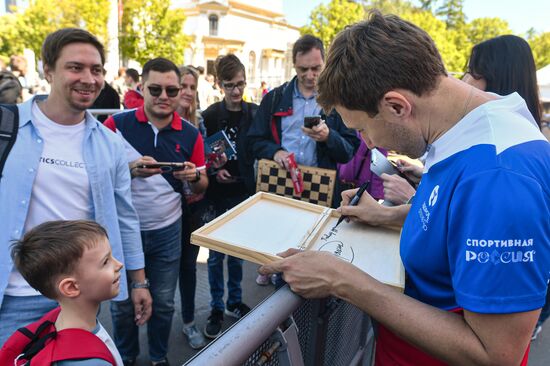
[1,220,124,365]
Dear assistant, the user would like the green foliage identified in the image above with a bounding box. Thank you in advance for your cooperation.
[119,0,188,66]
[302,0,550,73]
[528,32,550,69]
[401,9,466,72]
[363,0,415,14]
[435,0,466,29]
[0,0,109,61]
[300,0,365,48]
[418,0,435,11]
[466,18,511,47]
[0,13,24,58]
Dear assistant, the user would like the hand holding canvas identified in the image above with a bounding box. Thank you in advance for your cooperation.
[259,249,352,299]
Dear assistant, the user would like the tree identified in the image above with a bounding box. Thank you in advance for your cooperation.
[362,0,415,14]
[14,0,110,59]
[435,0,466,30]
[529,32,550,69]
[0,14,24,58]
[401,9,466,72]
[466,17,511,47]
[418,0,435,11]
[300,0,365,48]
[119,0,188,66]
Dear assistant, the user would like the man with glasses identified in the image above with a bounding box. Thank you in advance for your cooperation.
[199,54,258,340]
[104,57,207,366]
[248,34,359,208]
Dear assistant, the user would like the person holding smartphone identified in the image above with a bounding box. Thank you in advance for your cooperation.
[104,58,207,366]
[247,34,360,208]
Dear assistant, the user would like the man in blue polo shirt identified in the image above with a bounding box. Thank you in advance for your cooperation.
[104,58,207,366]
[260,12,550,366]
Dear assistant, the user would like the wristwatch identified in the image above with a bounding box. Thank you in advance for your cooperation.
[131,278,150,289]
[190,169,201,183]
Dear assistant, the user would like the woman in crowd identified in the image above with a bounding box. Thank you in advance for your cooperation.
[463,35,547,341]
[386,34,545,207]
[177,66,209,349]
[463,34,542,127]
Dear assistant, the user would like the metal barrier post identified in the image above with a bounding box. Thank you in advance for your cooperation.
[185,285,304,366]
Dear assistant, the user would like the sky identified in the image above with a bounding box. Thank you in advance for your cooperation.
[282,0,550,35]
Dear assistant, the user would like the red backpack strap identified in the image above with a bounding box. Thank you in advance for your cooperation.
[32,328,116,365]
[0,307,60,365]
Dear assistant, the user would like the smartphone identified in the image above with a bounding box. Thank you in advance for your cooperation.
[137,162,185,172]
[370,149,416,187]
[370,148,400,177]
[304,115,321,128]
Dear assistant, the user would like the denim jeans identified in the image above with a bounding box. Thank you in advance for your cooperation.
[111,218,182,362]
[0,294,58,345]
[206,194,247,311]
[180,200,215,324]
[207,251,243,311]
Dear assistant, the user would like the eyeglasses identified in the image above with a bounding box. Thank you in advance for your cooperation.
[147,85,181,98]
[222,81,246,91]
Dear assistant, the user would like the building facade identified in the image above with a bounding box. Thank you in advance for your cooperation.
[174,0,300,91]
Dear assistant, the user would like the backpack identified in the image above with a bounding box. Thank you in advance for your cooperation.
[0,103,19,180]
[0,71,22,104]
[0,307,116,366]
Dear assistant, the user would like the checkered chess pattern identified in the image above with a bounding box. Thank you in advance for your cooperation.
[256,159,336,207]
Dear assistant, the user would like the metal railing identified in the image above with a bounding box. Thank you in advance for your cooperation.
[87,108,122,116]
[184,285,375,366]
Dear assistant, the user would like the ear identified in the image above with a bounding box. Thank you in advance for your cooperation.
[57,277,80,298]
[43,64,53,83]
[380,91,412,118]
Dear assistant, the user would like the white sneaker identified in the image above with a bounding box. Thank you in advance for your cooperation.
[532,325,542,341]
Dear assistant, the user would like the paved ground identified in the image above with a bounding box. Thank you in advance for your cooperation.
[100,247,550,366]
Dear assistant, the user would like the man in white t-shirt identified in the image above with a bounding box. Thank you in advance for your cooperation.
[0,28,151,345]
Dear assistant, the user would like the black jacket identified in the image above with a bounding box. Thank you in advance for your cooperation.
[202,100,259,196]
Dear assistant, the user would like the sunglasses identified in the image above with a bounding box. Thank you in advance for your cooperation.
[222,81,247,91]
[147,85,181,98]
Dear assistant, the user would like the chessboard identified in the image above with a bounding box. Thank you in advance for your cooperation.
[256,159,336,207]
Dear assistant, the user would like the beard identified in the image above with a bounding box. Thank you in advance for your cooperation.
[386,121,427,159]
[146,101,176,121]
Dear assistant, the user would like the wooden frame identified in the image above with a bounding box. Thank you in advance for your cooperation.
[192,192,405,289]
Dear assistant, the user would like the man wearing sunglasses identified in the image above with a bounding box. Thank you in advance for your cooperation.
[104,58,207,366]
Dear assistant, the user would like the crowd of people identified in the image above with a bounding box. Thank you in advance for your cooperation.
[0,9,549,366]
